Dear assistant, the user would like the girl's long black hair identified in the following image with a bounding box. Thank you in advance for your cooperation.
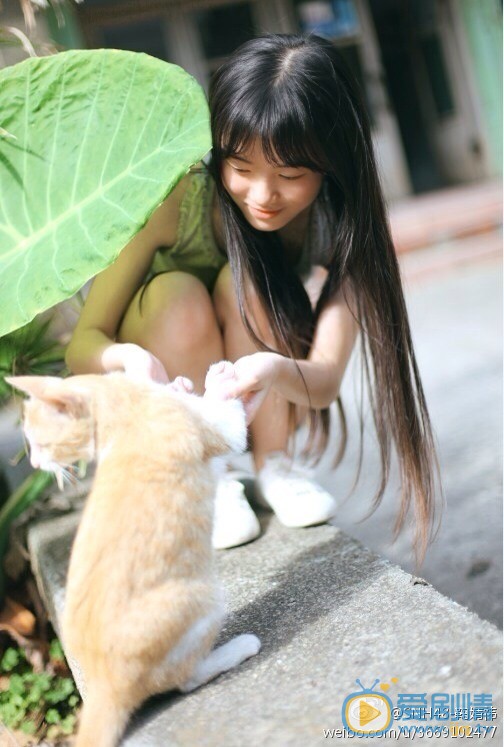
[207,34,441,564]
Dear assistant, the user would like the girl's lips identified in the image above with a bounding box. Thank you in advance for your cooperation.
[247,205,283,218]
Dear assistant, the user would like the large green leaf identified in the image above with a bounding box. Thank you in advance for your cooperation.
[0,49,211,337]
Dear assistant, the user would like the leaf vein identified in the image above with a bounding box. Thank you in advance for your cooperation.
[70,56,107,206]
[157,89,190,151]
[98,55,140,190]
[102,195,136,223]
[0,222,24,242]
[126,70,166,169]
[20,66,33,234]
[45,57,68,227]
[5,116,209,260]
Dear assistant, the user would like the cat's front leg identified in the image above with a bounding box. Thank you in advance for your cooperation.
[180,634,261,693]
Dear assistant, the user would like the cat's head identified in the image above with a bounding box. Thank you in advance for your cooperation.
[7,376,96,481]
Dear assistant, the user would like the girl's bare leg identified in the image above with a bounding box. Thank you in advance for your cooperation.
[118,270,261,549]
[213,264,337,528]
[212,265,292,470]
[213,264,330,469]
[118,272,224,393]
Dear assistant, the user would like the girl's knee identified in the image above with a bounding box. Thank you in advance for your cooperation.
[213,264,234,318]
[120,272,218,350]
[213,264,271,341]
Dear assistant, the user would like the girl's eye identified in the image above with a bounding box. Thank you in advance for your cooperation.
[279,173,304,180]
[230,164,250,173]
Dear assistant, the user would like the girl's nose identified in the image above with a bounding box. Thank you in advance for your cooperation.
[250,178,277,206]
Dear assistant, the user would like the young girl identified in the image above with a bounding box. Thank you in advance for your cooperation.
[66,34,439,560]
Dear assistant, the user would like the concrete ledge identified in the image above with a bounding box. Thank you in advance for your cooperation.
[390,179,502,253]
[28,512,502,746]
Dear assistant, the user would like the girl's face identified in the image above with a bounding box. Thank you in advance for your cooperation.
[221,139,323,232]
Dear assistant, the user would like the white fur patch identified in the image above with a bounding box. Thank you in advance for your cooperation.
[180,633,261,692]
[164,601,226,669]
[178,391,247,455]
[198,397,247,454]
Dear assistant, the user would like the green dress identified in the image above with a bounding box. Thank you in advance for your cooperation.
[150,169,227,291]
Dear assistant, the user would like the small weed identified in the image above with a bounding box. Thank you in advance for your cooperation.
[0,639,80,740]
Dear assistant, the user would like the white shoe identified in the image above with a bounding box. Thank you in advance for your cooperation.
[256,452,338,528]
[212,478,261,550]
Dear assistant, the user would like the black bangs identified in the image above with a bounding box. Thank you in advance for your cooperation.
[213,82,329,173]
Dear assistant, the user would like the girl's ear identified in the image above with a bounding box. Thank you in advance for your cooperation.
[6,376,90,418]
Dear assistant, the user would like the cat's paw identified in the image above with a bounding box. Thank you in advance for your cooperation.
[169,376,195,394]
[233,633,261,661]
[204,361,238,400]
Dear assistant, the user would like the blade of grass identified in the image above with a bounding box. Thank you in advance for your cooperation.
[0,470,55,603]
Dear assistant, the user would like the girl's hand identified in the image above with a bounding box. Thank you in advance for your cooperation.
[205,353,281,423]
[102,343,169,384]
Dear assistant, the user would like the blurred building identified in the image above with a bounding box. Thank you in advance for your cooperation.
[4,0,503,201]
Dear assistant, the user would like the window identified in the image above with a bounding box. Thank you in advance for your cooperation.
[292,0,374,125]
[194,3,256,73]
[420,35,455,118]
[295,0,360,41]
[100,19,169,61]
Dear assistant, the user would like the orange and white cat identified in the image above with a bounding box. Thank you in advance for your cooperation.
[7,372,260,747]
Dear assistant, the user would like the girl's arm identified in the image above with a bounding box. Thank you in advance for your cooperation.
[65,180,186,377]
[275,285,359,407]
[207,282,359,417]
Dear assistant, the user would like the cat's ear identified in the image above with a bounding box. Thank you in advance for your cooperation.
[6,375,58,399]
[6,376,90,418]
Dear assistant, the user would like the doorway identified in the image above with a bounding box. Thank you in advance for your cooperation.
[368,0,451,193]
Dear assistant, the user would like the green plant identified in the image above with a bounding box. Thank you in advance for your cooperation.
[0,316,66,405]
[0,640,80,738]
[0,48,211,337]
[0,45,209,610]
[0,470,55,603]
[2,1,66,33]
[0,468,9,509]
[0,0,78,54]
[0,315,66,604]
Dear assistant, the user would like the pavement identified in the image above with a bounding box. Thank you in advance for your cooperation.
[224,225,503,631]
[389,179,502,253]
[317,230,503,630]
[27,509,503,746]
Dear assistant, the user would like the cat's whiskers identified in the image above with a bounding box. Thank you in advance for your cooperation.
[63,465,80,486]
[50,463,80,491]
[55,468,65,491]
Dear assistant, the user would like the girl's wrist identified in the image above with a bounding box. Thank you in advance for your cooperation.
[269,352,288,391]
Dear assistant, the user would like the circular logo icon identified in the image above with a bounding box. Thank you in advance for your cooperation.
[342,692,393,736]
